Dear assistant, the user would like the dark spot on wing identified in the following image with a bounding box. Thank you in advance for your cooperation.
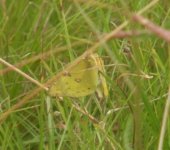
[75,78,81,83]
[63,71,71,77]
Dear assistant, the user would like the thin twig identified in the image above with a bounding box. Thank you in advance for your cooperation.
[0,87,43,123]
[158,88,170,150]
[0,58,48,91]
[72,102,99,124]
[133,14,170,43]
[0,42,82,75]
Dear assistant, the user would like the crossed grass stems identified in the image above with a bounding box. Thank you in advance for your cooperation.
[0,5,170,150]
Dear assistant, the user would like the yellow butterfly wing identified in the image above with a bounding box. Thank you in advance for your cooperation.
[91,54,108,99]
[48,55,99,98]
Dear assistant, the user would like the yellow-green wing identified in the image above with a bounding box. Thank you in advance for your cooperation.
[91,54,108,99]
[48,55,99,98]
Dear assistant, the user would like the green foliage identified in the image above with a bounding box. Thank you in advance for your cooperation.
[0,0,170,149]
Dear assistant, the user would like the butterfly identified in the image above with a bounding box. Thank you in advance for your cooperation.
[48,53,108,98]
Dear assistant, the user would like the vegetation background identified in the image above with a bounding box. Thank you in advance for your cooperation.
[0,0,170,149]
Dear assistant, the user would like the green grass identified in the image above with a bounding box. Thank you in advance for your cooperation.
[0,0,170,149]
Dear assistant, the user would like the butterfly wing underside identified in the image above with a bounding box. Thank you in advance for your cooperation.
[91,54,108,99]
[49,56,99,97]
